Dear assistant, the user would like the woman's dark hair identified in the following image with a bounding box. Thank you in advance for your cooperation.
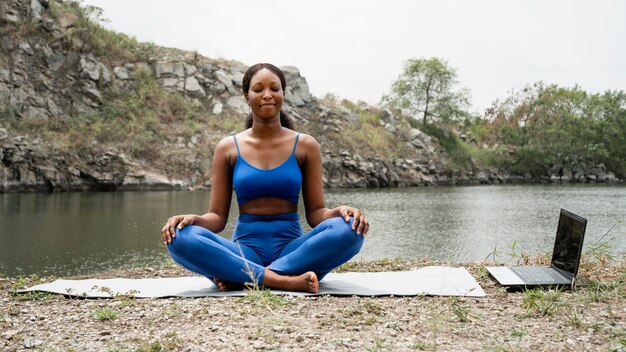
[242,63,294,130]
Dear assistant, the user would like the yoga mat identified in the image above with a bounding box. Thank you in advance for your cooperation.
[19,266,485,298]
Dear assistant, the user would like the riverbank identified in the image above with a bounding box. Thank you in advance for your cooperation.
[1,258,624,351]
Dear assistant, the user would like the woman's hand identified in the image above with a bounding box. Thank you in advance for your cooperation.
[338,206,369,237]
[161,214,197,245]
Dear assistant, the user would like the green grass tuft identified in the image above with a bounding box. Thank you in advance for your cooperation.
[522,288,563,316]
[93,307,119,321]
[237,288,295,312]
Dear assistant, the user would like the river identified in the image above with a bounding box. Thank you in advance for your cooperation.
[1,184,624,277]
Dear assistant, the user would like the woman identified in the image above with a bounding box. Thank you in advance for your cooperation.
[161,63,368,293]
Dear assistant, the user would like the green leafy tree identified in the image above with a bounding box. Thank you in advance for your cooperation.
[483,82,626,176]
[382,57,470,125]
[590,90,626,175]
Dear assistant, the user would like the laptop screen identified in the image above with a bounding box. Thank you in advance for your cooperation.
[551,209,587,276]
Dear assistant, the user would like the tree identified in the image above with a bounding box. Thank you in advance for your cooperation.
[382,58,470,125]
[483,82,626,176]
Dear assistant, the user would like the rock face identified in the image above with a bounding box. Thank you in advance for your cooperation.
[0,0,338,193]
[0,129,185,192]
[0,0,621,192]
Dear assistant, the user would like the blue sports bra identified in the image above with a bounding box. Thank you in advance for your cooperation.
[232,133,302,206]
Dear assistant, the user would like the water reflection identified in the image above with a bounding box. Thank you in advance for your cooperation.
[1,184,625,276]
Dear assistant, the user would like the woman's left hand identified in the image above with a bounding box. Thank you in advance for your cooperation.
[338,206,369,237]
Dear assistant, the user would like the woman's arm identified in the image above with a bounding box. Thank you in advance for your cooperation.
[300,134,369,236]
[161,136,235,245]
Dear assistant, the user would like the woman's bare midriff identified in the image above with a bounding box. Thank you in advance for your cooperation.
[238,197,298,215]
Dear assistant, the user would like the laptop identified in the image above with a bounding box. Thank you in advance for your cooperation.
[486,208,587,289]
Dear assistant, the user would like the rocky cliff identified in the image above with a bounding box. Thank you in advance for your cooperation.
[0,0,619,192]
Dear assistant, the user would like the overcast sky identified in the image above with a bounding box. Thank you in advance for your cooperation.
[83,0,625,114]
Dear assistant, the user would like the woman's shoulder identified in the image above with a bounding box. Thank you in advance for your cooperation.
[294,132,321,160]
[216,129,252,147]
[296,132,319,148]
[214,133,242,161]
[216,135,235,149]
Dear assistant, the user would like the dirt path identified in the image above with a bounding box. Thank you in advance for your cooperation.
[1,258,624,351]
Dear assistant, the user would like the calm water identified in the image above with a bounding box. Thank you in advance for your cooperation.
[1,185,625,277]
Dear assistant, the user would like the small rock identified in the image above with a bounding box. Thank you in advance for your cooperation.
[23,338,44,348]
[114,67,130,80]
[19,42,34,55]
[212,103,223,115]
[3,9,20,23]
[2,329,19,340]
[30,0,44,23]
[84,88,102,102]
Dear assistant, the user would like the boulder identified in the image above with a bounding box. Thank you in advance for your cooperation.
[195,74,210,86]
[184,76,205,97]
[46,97,58,116]
[114,66,130,80]
[285,91,305,107]
[30,0,44,23]
[57,11,77,30]
[199,63,214,76]
[0,69,10,82]
[24,106,49,119]
[214,70,235,94]
[79,55,109,84]
[19,42,34,56]
[44,49,65,71]
[476,171,488,183]
[231,72,244,87]
[155,62,185,78]
[121,171,176,191]
[83,87,102,104]
[79,55,100,80]
[99,63,111,84]
[606,171,618,182]
[411,139,425,149]
[281,66,312,105]
[226,96,248,115]
[183,63,197,76]
[408,128,432,143]
[2,4,20,24]
[158,77,182,89]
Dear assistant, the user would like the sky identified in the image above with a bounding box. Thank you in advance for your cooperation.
[82,0,626,114]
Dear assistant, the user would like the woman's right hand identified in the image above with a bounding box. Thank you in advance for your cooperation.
[161,214,197,245]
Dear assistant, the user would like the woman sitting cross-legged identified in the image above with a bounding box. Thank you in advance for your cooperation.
[161,63,368,293]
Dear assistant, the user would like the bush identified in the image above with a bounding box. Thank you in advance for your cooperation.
[419,123,472,169]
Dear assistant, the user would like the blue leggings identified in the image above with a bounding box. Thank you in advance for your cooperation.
[167,213,364,285]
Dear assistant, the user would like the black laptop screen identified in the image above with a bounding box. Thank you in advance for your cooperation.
[551,209,587,276]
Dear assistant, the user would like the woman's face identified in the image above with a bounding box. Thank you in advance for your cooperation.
[246,68,283,119]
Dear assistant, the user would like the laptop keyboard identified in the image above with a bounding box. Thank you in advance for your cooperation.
[511,267,559,283]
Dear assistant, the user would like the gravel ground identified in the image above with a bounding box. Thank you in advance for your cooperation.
[1,258,624,351]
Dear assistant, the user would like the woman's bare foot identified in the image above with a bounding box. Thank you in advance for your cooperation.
[262,268,319,293]
[213,278,245,292]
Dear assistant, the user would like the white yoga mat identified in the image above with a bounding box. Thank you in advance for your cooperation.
[19,266,485,298]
